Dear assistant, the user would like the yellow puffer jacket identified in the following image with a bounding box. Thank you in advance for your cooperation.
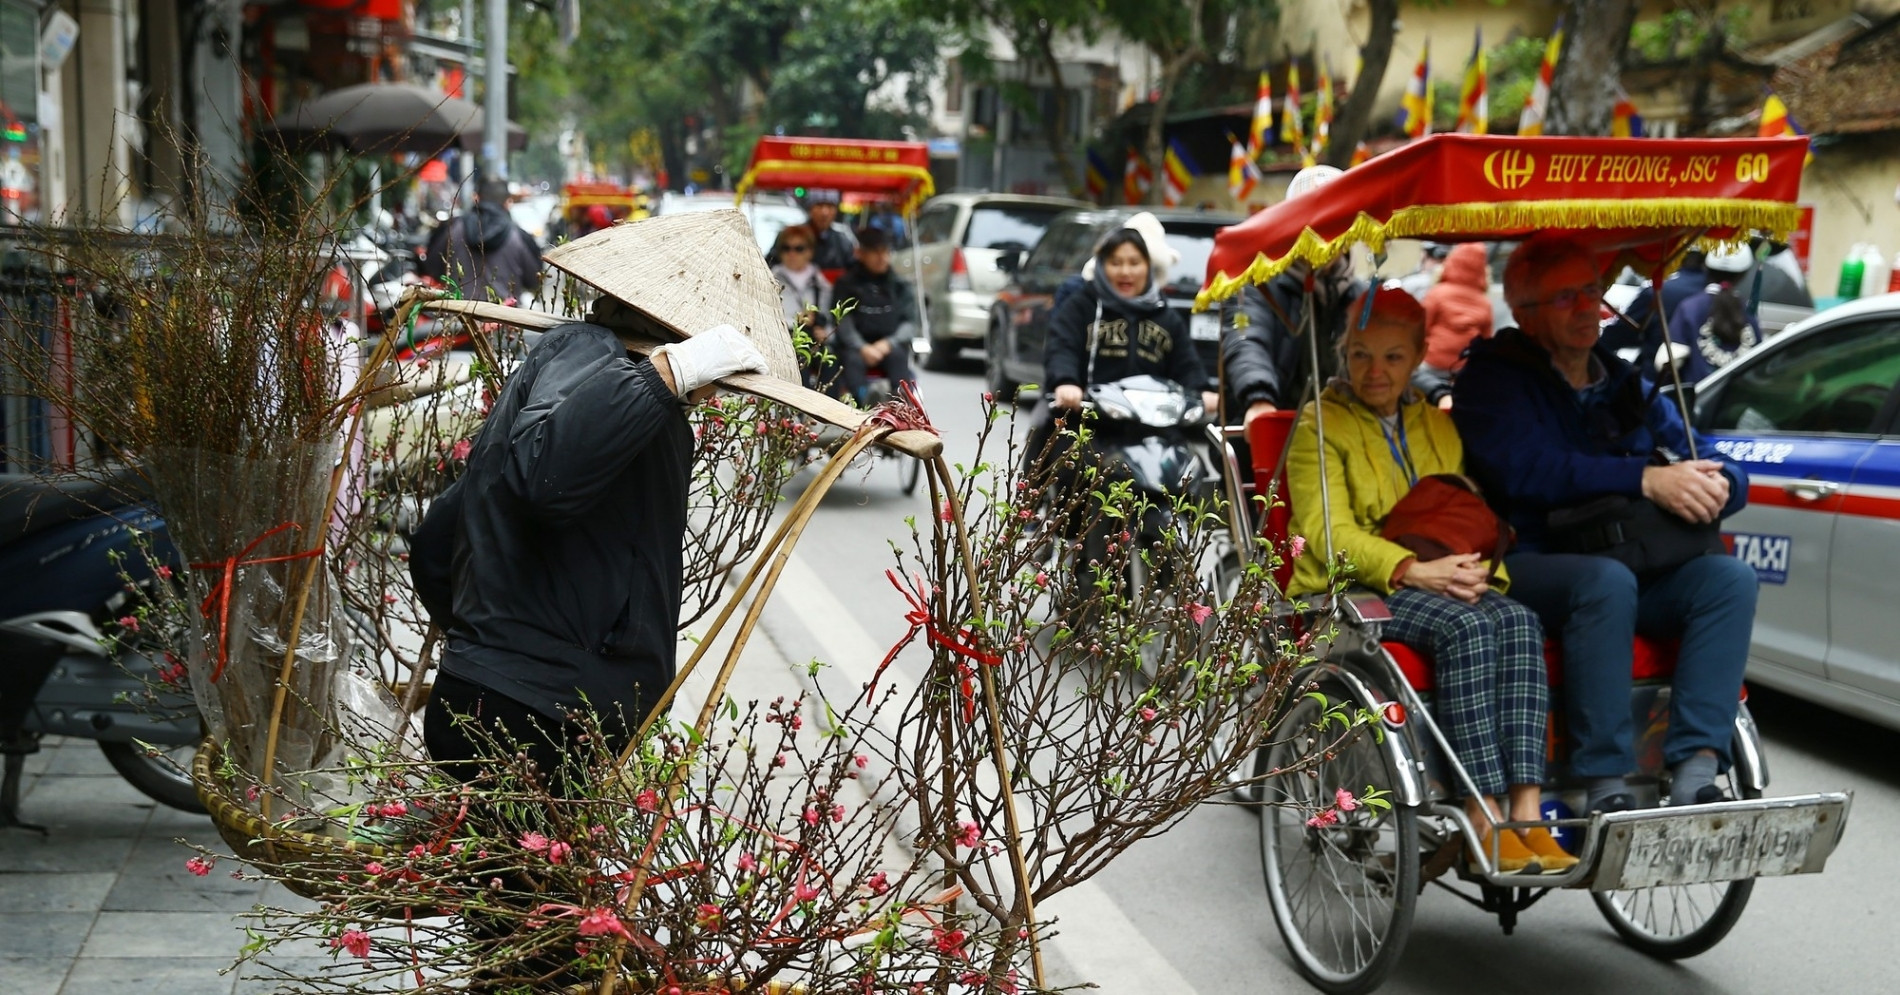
[1286,383,1509,596]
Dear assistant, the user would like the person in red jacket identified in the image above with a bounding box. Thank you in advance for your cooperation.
[1416,243,1494,408]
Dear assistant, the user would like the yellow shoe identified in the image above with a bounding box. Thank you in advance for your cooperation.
[1471,825,1541,874]
[1520,827,1581,874]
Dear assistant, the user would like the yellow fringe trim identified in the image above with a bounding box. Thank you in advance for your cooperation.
[1194,198,1803,311]
[734,161,937,215]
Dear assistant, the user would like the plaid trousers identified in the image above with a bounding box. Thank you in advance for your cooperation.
[1383,589,1549,797]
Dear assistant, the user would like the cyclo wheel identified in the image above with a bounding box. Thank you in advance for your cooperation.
[1258,679,1419,994]
[1592,768,1760,959]
[898,452,922,496]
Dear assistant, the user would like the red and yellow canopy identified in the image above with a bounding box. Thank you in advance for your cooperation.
[1199,133,1810,309]
[735,137,935,214]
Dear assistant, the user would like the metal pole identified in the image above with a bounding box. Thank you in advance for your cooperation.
[482,0,509,183]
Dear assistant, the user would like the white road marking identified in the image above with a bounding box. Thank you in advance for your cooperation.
[772,552,1204,995]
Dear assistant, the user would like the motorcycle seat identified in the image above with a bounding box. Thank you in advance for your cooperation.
[0,469,150,546]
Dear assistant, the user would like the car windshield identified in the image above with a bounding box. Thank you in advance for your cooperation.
[1162,228,1221,295]
[965,205,1070,252]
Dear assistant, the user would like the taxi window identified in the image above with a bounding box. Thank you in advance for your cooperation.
[1702,318,1900,435]
[915,205,958,246]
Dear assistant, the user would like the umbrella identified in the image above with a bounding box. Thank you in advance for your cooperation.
[271,83,527,156]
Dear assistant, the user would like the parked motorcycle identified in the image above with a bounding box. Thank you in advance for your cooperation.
[0,470,203,828]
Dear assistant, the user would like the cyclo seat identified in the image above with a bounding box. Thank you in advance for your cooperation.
[1243,411,1686,691]
[0,469,150,546]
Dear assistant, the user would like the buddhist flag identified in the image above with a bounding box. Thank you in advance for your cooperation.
[1228,134,1259,202]
[1085,148,1110,201]
[1759,92,1814,165]
[1349,141,1371,168]
[1163,138,1197,207]
[1311,61,1335,163]
[1283,63,1307,164]
[1248,71,1274,160]
[1123,146,1153,204]
[1456,27,1488,134]
[1520,19,1563,136]
[1610,87,1645,138]
[1399,40,1431,139]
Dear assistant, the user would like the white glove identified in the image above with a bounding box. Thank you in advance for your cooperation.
[652,323,769,394]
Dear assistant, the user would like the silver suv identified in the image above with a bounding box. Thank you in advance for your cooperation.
[906,193,1089,369]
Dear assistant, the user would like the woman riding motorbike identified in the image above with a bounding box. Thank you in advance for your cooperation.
[1287,284,1577,875]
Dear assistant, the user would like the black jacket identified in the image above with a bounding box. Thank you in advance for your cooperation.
[1043,281,1208,392]
[832,264,919,350]
[1218,272,1365,412]
[411,322,691,720]
[423,202,544,302]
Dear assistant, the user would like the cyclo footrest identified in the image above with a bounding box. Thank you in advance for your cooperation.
[1585,791,1852,892]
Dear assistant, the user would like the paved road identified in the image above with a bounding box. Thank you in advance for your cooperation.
[783,357,1898,994]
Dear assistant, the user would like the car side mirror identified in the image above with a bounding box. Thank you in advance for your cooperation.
[997,249,1023,273]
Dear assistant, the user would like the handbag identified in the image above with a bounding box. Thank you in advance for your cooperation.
[1381,474,1514,575]
[1544,492,1724,576]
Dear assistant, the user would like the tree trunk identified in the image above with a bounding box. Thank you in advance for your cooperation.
[1683,19,1727,135]
[1143,55,1192,205]
[1546,0,1639,136]
[1030,22,1084,197]
[1324,0,1398,169]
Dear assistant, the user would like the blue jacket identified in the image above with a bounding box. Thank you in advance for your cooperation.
[1450,328,1747,551]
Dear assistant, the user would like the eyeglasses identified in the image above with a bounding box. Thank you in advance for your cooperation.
[782,243,811,253]
[1516,282,1604,312]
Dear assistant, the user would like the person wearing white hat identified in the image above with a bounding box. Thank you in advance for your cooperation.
[1219,165,1366,426]
[1662,243,1760,382]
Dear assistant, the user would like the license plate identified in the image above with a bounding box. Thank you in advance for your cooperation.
[1591,793,1851,891]
[1190,312,1221,341]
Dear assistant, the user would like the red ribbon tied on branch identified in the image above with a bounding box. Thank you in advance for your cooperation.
[188,522,323,683]
[865,380,938,435]
[876,570,1000,723]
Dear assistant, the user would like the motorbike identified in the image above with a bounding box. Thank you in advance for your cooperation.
[0,470,203,828]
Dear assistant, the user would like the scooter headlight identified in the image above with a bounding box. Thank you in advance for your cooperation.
[1125,389,1188,427]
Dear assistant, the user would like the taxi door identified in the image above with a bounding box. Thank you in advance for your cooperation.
[1697,314,1900,680]
[1825,437,1900,707]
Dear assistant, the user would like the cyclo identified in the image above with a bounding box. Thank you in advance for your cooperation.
[1195,133,1853,993]
[734,136,939,495]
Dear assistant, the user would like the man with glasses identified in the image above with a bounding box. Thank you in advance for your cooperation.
[1451,237,1756,814]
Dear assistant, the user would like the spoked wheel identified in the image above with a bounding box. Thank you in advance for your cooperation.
[896,452,922,496]
[1592,774,1760,959]
[1259,685,1419,994]
[1197,545,1259,803]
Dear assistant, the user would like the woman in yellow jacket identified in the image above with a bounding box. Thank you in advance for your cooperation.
[1287,285,1574,875]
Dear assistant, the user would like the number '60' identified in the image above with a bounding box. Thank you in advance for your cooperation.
[1735,153,1771,182]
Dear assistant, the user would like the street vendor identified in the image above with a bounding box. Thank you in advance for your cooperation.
[412,321,768,785]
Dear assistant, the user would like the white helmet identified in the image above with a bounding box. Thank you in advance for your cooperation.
[1705,244,1754,274]
[1286,164,1344,200]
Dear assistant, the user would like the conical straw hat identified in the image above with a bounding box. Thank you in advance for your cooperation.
[543,210,800,383]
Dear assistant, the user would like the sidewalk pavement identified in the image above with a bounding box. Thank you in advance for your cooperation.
[0,590,822,995]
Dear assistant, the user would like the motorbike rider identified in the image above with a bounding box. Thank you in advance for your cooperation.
[422,178,544,303]
[771,189,859,273]
[1219,165,1367,428]
[1032,212,1216,466]
[830,226,918,403]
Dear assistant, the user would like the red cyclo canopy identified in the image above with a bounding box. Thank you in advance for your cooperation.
[1200,133,1811,309]
[735,137,935,214]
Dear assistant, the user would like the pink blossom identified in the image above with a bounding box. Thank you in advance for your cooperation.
[157,662,188,686]
[154,565,172,580]
[954,820,981,849]
[932,926,968,958]
[939,500,954,523]
[830,803,847,823]
[332,928,372,959]
[1305,809,1340,829]
[375,800,408,819]
[518,831,551,853]
[803,805,821,826]
[787,713,803,731]
[635,789,659,813]
[864,871,890,896]
[795,879,823,903]
[1186,602,1213,625]
[1034,572,1048,589]
[737,852,759,874]
[1288,535,1307,560]
[116,615,140,633]
[449,439,473,461]
[381,593,398,604]
[1335,788,1360,812]
[1139,706,1157,722]
[185,856,213,876]
[853,753,868,769]
[546,841,572,865]
[363,861,384,876]
[695,903,724,930]
[772,753,787,768]
[575,907,632,940]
